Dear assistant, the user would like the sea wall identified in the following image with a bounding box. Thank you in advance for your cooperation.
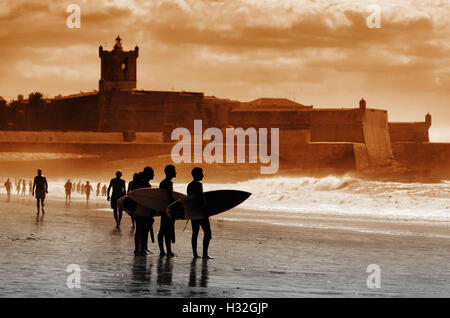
[392,142,450,171]
[310,109,364,143]
[0,131,163,143]
[362,109,393,164]
[389,122,430,142]
[281,142,359,169]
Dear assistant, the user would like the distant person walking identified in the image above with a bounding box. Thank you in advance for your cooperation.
[85,181,93,202]
[22,180,26,196]
[32,169,48,215]
[64,179,72,203]
[16,179,21,195]
[96,182,101,197]
[107,171,126,230]
[188,167,212,259]
[4,178,12,200]
[158,165,176,257]
[102,184,107,196]
[76,181,81,193]
[81,183,85,195]
[28,180,32,196]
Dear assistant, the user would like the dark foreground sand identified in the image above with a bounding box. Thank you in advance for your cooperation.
[0,195,450,298]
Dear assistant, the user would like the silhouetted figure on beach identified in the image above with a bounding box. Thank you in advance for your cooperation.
[16,179,21,195]
[107,171,126,230]
[28,180,32,196]
[158,165,176,257]
[64,179,72,203]
[81,183,85,195]
[4,178,11,200]
[96,182,101,197]
[101,184,107,196]
[127,172,139,229]
[188,167,212,259]
[22,180,26,196]
[133,167,155,256]
[76,181,81,193]
[32,169,48,215]
[85,181,93,202]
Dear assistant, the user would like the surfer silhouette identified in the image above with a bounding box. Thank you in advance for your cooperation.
[32,169,48,215]
[107,171,126,230]
[64,179,72,203]
[158,165,176,257]
[133,167,155,256]
[4,178,11,200]
[188,167,213,259]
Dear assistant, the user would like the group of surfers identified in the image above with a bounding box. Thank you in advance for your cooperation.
[107,165,213,259]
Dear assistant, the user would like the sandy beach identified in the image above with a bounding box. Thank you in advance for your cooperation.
[0,192,450,298]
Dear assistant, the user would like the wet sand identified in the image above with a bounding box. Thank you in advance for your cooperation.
[0,195,450,298]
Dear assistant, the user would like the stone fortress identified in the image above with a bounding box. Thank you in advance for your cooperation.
[0,36,448,173]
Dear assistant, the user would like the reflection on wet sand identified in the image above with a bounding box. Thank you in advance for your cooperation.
[189,258,209,288]
[132,256,152,284]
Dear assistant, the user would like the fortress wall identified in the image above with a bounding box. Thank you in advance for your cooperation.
[229,110,310,129]
[352,143,371,170]
[112,91,203,132]
[362,109,393,164]
[49,94,99,131]
[392,142,450,171]
[280,142,357,169]
[279,130,311,148]
[310,109,364,142]
[0,131,163,144]
[389,122,429,142]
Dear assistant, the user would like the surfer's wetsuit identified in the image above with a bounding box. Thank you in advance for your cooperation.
[132,172,154,255]
[158,178,175,256]
[187,180,212,258]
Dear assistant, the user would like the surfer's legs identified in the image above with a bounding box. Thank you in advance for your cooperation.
[158,221,165,255]
[200,219,212,259]
[141,218,151,253]
[159,215,174,256]
[134,217,143,255]
[191,220,200,258]
[36,199,40,214]
[130,215,135,229]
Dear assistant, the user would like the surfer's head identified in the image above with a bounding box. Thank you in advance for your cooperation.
[143,166,154,181]
[191,167,203,181]
[116,170,122,178]
[164,165,176,179]
[37,169,42,176]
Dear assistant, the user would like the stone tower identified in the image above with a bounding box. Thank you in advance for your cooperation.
[425,113,432,129]
[98,36,138,92]
[359,97,366,111]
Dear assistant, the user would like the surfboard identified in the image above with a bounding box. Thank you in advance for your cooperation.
[117,188,186,216]
[167,190,251,220]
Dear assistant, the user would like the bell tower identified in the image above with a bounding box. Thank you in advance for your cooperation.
[98,36,138,92]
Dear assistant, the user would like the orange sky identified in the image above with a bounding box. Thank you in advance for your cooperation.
[0,0,449,141]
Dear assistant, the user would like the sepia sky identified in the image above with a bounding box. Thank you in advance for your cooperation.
[0,0,449,141]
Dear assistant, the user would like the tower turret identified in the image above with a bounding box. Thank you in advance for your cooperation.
[98,36,138,92]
